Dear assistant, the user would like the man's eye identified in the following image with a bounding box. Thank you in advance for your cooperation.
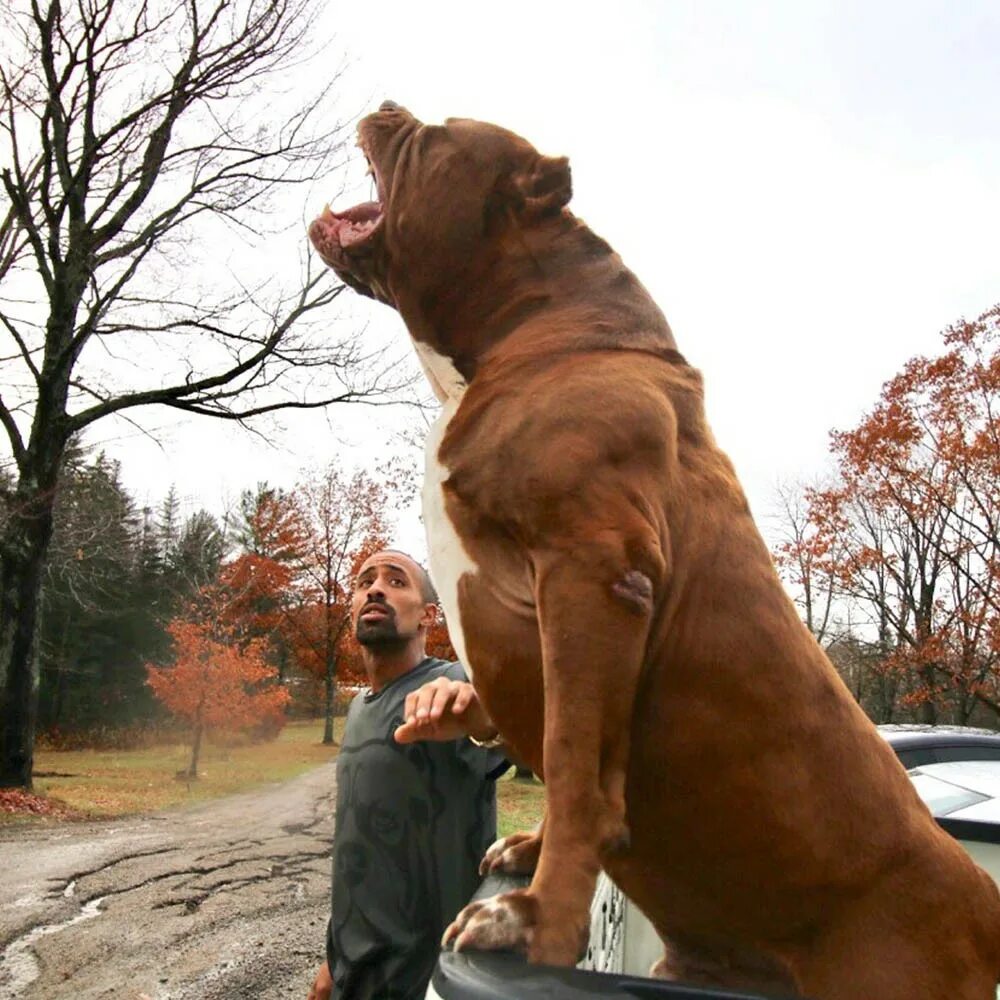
[391,578,405,586]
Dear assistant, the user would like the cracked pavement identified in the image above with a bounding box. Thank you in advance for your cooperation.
[0,762,337,999]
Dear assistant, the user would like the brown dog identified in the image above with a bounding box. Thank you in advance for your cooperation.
[309,102,1000,999]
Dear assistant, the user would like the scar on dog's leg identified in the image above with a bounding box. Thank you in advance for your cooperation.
[612,569,654,615]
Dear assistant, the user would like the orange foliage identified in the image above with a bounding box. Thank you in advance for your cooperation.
[425,615,457,662]
[785,304,1000,721]
[218,553,295,637]
[146,610,290,736]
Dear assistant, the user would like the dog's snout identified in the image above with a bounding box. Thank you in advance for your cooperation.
[379,100,402,113]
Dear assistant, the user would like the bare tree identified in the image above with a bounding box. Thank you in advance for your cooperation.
[769,478,840,646]
[0,0,409,788]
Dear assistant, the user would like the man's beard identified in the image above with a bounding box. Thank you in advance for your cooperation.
[356,607,407,648]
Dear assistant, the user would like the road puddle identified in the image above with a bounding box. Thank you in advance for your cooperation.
[0,896,105,998]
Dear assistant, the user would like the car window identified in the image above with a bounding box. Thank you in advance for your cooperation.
[908,771,991,817]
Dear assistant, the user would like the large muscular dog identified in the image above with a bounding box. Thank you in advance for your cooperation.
[309,102,1000,998]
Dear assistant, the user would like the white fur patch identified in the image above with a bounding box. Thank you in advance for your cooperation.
[452,895,534,951]
[485,835,510,861]
[414,340,467,404]
[417,344,479,679]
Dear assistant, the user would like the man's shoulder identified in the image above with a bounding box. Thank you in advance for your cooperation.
[424,658,468,683]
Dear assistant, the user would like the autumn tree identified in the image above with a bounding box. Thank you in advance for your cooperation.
[425,616,457,662]
[774,304,1000,724]
[219,484,307,680]
[0,0,414,787]
[146,595,289,779]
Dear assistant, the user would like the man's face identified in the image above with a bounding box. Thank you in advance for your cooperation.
[352,552,435,648]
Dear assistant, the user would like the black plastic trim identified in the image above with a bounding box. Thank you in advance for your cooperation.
[431,951,798,1000]
[938,816,1000,844]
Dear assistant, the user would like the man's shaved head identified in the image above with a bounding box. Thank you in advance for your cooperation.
[379,549,438,604]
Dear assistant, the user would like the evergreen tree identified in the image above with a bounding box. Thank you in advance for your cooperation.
[37,449,158,731]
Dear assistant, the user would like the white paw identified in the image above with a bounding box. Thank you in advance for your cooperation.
[480,835,513,874]
[443,892,535,953]
[478,831,541,876]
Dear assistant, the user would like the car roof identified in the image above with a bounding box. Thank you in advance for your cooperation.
[878,724,1000,750]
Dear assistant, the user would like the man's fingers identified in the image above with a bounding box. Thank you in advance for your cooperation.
[401,677,480,736]
[403,690,419,722]
[453,684,473,714]
[405,678,441,724]
[429,680,459,721]
[394,721,417,744]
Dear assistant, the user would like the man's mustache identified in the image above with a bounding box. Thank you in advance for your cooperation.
[359,599,394,618]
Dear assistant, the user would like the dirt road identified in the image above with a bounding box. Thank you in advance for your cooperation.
[0,763,337,999]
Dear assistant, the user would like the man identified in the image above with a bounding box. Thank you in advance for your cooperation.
[308,549,508,1000]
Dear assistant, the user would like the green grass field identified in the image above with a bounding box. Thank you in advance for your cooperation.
[7,719,546,836]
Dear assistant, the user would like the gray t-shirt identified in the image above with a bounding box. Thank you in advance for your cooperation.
[326,658,507,1000]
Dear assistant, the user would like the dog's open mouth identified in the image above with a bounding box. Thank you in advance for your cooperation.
[312,200,382,250]
[308,147,386,267]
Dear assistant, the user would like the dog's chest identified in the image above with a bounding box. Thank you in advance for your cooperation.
[419,351,479,678]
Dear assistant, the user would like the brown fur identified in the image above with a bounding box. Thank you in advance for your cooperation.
[309,104,1000,998]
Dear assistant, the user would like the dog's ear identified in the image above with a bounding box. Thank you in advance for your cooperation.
[509,154,572,219]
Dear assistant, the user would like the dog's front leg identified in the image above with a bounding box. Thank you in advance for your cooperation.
[446,541,659,965]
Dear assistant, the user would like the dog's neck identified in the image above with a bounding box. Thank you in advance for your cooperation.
[395,213,677,392]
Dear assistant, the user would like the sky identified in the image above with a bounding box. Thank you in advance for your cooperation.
[93,0,1000,560]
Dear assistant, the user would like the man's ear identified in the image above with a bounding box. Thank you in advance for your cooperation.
[420,603,440,631]
[509,154,572,219]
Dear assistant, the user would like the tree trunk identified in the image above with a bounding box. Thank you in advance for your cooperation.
[45,616,73,729]
[0,467,62,789]
[322,651,337,746]
[918,665,937,725]
[52,661,68,728]
[186,718,204,781]
[1,295,76,788]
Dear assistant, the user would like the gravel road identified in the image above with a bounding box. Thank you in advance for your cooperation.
[0,762,337,1000]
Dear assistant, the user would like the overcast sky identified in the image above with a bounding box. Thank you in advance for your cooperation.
[100,0,1000,558]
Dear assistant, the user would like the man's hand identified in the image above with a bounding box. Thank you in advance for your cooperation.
[307,961,332,1000]
[393,676,499,745]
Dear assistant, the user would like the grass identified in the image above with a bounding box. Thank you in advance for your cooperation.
[21,718,344,820]
[495,770,546,839]
[7,719,546,838]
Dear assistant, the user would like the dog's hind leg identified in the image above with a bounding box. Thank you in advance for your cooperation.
[651,938,803,997]
[445,534,661,965]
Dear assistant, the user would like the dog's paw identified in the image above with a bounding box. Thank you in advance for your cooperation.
[479,830,543,876]
[443,889,587,965]
[444,891,536,954]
